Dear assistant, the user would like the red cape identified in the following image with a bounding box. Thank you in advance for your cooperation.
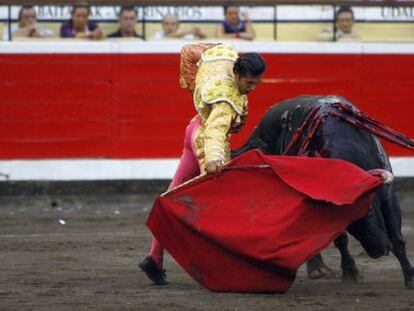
[147,150,382,293]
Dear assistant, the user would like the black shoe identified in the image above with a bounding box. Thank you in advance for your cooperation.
[138,255,169,285]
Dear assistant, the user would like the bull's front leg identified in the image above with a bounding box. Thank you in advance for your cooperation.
[391,238,414,289]
[382,192,413,289]
[306,253,335,280]
[334,233,362,282]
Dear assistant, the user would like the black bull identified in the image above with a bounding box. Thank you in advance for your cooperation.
[233,95,414,289]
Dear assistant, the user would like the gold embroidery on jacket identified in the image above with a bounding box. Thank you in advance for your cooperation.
[192,44,249,168]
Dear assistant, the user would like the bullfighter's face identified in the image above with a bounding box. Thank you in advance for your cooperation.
[235,74,263,95]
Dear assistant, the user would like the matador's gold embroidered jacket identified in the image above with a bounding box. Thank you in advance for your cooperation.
[193,44,249,171]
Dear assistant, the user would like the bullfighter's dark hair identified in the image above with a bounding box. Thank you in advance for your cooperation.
[18,5,35,21]
[336,6,354,20]
[233,53,266,77]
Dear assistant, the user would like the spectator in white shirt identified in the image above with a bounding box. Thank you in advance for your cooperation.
[3,5,53,41]
[152,14,206,40]
[317,6,359,42]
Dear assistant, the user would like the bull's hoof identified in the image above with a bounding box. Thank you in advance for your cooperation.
[308,265,335,280]
[404,268,414,290]
[341,264,362,283]
[341,271,363,283]
[405,269,414,290]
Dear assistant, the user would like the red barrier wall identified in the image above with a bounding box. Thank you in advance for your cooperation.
[1,51,414,159]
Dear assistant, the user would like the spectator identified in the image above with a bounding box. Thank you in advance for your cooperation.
[317,7,359,42]
[3,5,53,40]
[107,6,143,39]
[60,3,103,40]
[151,14,206,40]
[215,5,255,41]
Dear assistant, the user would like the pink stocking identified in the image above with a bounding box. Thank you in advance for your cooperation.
[148,117,201,268]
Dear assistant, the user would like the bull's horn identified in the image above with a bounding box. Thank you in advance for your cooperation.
[368,169,394,184]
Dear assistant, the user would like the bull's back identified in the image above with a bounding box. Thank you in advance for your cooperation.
[255,95,334,154]
[323,116,391,171]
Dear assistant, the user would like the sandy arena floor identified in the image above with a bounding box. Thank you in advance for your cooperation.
[0,195,413,310]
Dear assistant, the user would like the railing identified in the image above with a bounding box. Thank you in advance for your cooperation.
[2,1,414,42]
[2,1,414,5]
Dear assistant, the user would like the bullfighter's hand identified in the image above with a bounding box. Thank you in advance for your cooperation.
[205,160,223,176]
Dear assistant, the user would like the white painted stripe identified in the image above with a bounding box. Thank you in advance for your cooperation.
[390,157,414,178]
[0,41,115,53]
[1,41,414,54]
[0,159,179,181]
[0,157,413,181]
[362,43,414,54]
